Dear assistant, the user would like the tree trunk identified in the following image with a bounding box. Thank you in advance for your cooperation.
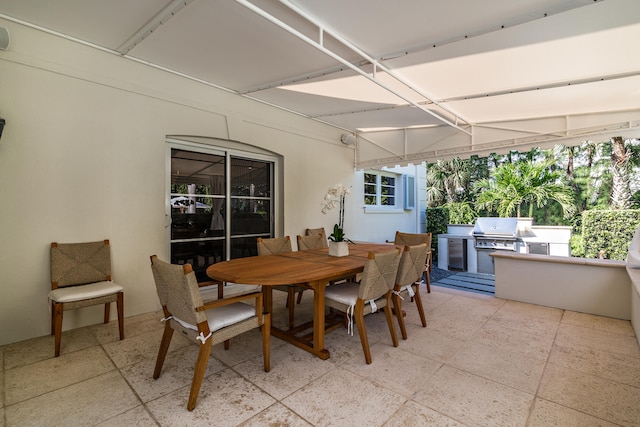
[610,137,631,210]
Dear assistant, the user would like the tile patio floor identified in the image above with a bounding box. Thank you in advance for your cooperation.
[2,286,640,426]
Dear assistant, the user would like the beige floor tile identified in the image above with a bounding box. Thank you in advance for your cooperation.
[549,342,640,388]
[343,343,442,397]
[425,295,504,341]
[422,288,456,313]
[5,346,115,405]
[232,341,332,400]
[3,327,98,369]
[121,344,227,403]
[487,309,561,340]
[497,300,564,322]
[414,365,534,427]
[561,311,636,336]
[433,293,505,318]
[95,405,157,427]
[240,403,313,427]
[102,326,190,368]
[90,310,164,344]
[555,323,640,358]
[528,398,619,427]
[398,326,466,363]
[449,341,546,394]
[210,327,276,368]
[4,370,139,427]
[282,368,404,427]
[471,321,554,362]
[425,312,488,341]
[146,368,275,426]
[538,362,640,426]
[383,400,467,426]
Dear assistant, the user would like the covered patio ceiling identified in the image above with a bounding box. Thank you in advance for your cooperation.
[1,0,639,168]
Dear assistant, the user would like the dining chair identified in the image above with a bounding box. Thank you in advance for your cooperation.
[49,240,124,357]
[256,236,305,328]
[294,234,327,304]
[297,234,325,251]
[391,243,430,340]
[149,255,270,411]
[324,248,401,364]
[392,231,433,292]
[305,227,328,248]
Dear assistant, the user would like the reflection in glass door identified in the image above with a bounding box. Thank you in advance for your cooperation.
[170,147,273,282]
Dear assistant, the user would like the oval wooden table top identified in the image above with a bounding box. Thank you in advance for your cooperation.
[205,243,397,285]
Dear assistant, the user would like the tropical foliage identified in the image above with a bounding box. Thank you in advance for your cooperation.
[474,158,576,219]
[426,137,640,226]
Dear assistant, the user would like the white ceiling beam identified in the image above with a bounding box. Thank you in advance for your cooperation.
[116,0,195,55]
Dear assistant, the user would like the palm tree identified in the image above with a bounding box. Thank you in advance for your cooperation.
[426,158,471,207]
[475,158,576,219]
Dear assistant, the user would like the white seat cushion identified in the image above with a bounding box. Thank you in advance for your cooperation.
[48,281,123,303]
[324,282,359,305]
[172,302,256,333]
[206,302,255,332]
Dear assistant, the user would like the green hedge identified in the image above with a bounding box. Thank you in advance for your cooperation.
[582,209,640,260]
[426,207,449,262]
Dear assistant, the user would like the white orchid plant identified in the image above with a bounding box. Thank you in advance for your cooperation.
[321,184,351,242]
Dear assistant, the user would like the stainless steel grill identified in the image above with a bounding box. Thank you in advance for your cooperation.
[472,217,518,252]
[473,217,519,274]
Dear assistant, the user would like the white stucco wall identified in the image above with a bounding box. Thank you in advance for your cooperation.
[0,20,424,346]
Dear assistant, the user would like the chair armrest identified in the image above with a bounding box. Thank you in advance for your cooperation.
[196,291,261,312]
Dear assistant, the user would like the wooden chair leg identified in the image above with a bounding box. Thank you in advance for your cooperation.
[53,302,64,357]
[354,301,372,364]
[391,291,408,340]
[187,339,213,411]
[287,288,295,329]
[117,292,124,340]
[412,284,427,327]
[425,271,431,293]
[51,302,56,335]
[296,289,304,304]
[153,323,174,379]
[384,294,399,347]
[262,313,271,372]
[104,302,111,323]
[224,339,230,350]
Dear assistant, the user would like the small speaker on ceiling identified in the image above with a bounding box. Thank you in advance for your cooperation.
[340,133,356,145]
[0,27,9,51]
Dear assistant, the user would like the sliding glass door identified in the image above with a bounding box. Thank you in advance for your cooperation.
[170,144,275,282]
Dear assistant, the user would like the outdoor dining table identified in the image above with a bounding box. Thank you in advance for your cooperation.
[206,242,397,360]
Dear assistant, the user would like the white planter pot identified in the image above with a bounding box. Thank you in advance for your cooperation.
[328,241,349,257]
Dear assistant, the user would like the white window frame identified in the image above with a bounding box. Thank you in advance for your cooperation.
[363,170,403,213]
